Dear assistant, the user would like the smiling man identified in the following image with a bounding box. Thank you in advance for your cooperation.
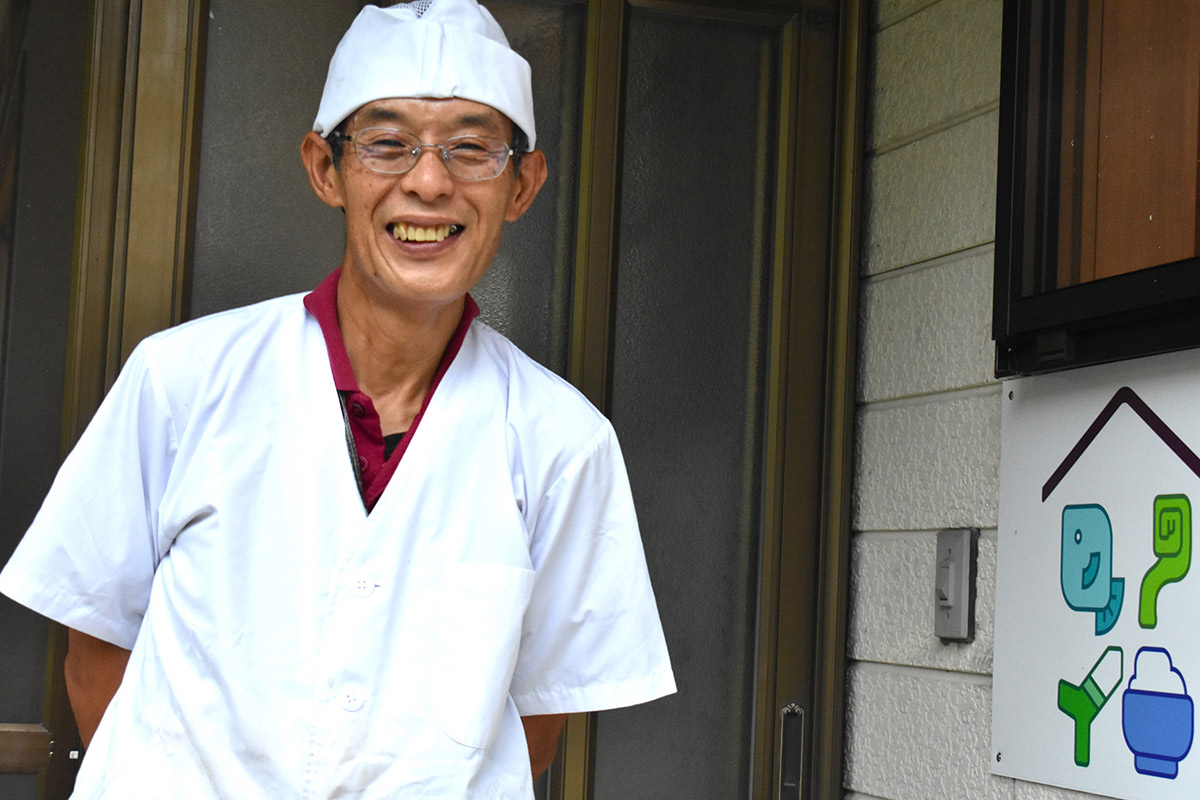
[0,2,674,797]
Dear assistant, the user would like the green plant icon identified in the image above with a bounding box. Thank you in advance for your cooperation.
[1139,494,1191,629]
[1057,646,1124,767]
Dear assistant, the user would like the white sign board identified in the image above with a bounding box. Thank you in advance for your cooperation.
[993,349,1200,798]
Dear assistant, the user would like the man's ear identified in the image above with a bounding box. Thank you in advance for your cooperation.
[300,131,345,209]
[505,149,548,222]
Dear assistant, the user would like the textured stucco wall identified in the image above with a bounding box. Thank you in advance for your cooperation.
[843,1,1110,798]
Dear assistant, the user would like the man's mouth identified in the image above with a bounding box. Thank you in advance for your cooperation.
[388,222,463,242]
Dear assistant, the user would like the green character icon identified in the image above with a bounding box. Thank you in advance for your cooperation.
[1139,494,1191,629]
[1057,646,1124,767]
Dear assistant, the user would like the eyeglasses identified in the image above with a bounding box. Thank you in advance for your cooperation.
[333,127,514,181]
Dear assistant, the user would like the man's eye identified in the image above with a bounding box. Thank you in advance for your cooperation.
[356,130,417,152]
[447,139,495,160]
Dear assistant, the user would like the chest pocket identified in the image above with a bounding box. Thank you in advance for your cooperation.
[433,562,535,749]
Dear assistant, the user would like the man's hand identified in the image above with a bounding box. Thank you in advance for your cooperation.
[65,629,131,747]
[521,713,567,780]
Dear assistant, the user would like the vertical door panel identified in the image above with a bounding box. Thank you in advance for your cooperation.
[188,0,360,319]
[474,0,586,375]
[595,7,778,798]
[0,0,88,795]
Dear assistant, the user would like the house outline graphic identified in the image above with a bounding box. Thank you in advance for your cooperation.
[1042,386,1200,503]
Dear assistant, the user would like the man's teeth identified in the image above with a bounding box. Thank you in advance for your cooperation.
[392,223,461,242]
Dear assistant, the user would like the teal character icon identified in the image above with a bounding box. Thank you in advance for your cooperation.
[1139,494,1191,629]
[1058,646,1124,767]
[1061,504,1124,635]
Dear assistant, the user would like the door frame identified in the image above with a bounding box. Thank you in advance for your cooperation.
[0,0,206,796]
[66,0,206,438]
[557,0,865,797]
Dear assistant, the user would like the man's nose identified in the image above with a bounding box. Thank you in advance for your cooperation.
[399,145,455,198]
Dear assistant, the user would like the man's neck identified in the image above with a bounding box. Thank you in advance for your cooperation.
[335,268,466,435]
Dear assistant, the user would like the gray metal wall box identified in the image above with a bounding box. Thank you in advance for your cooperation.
[935,527,979,642]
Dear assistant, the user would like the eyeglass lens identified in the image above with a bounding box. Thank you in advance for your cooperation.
[351,128,510,180]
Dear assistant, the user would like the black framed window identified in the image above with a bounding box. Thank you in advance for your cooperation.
[994,0,1200,377]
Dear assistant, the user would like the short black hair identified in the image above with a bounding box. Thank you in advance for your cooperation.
[329,117,350,169]
[328,118,529,176]
[509,124,528,176]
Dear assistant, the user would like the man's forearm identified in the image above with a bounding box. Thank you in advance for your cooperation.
[521,713,567,780]
[65,629,131,747]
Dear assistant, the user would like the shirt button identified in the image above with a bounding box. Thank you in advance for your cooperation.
[358,456,369,472]
[340,689,366,712]
[349,574,377,598]
[351,402,366,418]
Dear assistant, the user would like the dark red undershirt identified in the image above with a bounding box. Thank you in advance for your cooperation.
[303,268,479,510]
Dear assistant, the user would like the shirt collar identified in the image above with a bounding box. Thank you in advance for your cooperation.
[303,267,480,394]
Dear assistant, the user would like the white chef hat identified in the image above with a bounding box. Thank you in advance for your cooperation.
[312,0,536,149]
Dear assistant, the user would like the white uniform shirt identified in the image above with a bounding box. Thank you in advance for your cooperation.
[0,293,675,798]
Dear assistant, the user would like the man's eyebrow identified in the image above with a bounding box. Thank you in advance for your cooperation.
[454,113,503,129]
[360,108,405,125]
[357,108,505,132]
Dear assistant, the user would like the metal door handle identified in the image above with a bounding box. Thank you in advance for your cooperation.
[779,703,803,799]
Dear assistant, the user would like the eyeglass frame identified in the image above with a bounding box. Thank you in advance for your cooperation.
[329,127,517,182]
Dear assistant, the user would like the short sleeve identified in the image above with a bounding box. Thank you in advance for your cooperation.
[509,423,675,716]
[0,341,179,648]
